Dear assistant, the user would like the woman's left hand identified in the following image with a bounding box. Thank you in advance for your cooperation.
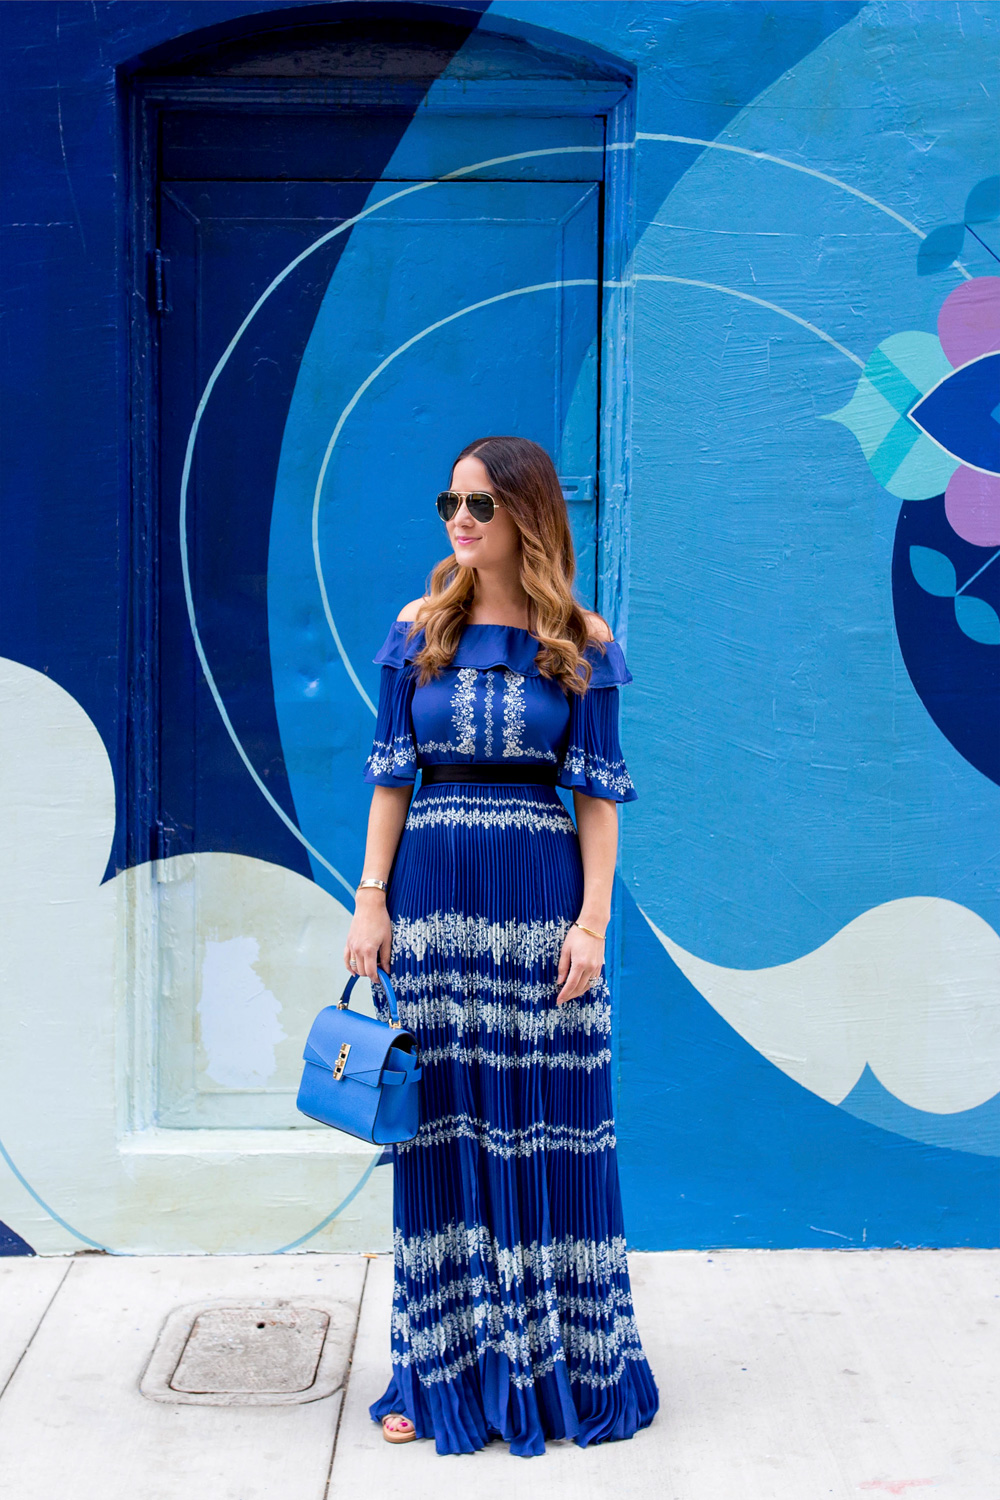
[555,924,605,1006]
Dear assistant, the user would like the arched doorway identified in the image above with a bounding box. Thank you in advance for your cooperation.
[121,7,633,1248]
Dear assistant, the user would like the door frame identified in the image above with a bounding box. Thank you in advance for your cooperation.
[123,62,636,1148]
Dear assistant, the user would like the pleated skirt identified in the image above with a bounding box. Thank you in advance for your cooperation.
[369,780,659,1457]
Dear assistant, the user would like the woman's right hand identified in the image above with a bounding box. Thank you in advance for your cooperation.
[344,890,393,983]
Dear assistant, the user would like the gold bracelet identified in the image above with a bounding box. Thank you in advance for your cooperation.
[573,921,606,942]
[357,878,388,893]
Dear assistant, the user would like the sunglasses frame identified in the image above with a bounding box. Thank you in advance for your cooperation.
[436,490,497,525]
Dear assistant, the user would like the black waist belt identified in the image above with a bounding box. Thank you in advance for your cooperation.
[419,762,559,786]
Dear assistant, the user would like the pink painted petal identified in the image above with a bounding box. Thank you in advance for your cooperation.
[938,277,1000,367]
[945,466,1000,547]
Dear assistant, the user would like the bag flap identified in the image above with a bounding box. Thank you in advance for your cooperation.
[302,1005,413,1083]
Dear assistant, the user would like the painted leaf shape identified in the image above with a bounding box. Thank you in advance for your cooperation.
[954,593,1000,645]
[825,335,958,501]
[965,176,1000,226]
[917,222,966,276]
[909,545,957,597]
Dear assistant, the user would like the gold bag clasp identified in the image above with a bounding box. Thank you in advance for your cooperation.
[332,1042,351,1081]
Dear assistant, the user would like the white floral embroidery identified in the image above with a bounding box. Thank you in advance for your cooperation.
[386,1226,649,1385]
[391,911,572,966]
[561,746,635,797]
[417,1041,612,1073]
[483,670,495,758]
[451,667,478,754]
[416,668,556,765]
[364,734,416,780]
[389,1339,647,1390]
[388,970,612,1041]
[405,793,574,836]
[397,1342,648,1390]
[393,1224,632,1283]
[501,668,525,757]
[396,1112,616,1159]
[391,1305,643,1378]
[392,1273,636,1326]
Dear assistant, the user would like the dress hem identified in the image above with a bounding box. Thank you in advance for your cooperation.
[368,1354,659,1458]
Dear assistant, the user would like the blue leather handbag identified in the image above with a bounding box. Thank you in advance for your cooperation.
[296,967,422,1144]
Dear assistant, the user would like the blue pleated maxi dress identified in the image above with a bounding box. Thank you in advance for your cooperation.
[362,620,659,1457]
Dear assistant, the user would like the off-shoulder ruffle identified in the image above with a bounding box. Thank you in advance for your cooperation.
[373,621,633,688]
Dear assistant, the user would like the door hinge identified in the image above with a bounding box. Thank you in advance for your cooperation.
[149,249,170,315]
[559,476,595,504]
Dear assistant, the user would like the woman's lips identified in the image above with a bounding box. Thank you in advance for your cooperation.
[455,536,479,545]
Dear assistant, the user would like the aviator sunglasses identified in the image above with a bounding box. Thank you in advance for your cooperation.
[436,489,497,524]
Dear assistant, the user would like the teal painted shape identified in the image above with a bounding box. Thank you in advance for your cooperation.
[828,333,959,499]
[861,344,925,489]
[865,346,922,415]
[954,592,1000,645]
[888,430,961,501]
[910,545,957,597]
[824,375,899,460]
[917,221,967,276]
[868,414,920,488]
[965,175,1000,225]
[881,332,954,393]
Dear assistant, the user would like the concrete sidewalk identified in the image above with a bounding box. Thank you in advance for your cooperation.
[0,1250,996,1499]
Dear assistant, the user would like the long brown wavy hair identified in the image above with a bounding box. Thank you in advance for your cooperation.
[405,436,608,695]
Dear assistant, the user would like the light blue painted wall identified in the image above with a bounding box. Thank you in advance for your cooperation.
[0,2,997,1254]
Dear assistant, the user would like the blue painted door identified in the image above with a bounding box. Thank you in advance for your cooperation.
[153,118,602,1127]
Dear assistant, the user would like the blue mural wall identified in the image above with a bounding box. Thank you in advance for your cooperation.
[0,1,997,1255]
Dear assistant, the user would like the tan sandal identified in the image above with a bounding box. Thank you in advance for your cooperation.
[382,1413,416,1444]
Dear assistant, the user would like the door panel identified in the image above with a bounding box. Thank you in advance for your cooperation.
[155,152,601,1130]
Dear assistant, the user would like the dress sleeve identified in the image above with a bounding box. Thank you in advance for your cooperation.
[363,623,419,786]
[556,639,638,803]
[363,664,417,785]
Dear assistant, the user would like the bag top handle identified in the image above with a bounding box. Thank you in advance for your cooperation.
[337,966,401,1027]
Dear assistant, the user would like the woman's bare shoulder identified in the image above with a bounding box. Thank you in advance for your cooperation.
[396,597,429,623]
[582,610,614,643]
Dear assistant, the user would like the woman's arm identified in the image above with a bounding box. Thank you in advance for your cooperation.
[344,783,413,982]
[555,792,619,1005]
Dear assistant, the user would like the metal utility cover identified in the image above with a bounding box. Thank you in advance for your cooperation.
[171,1306,330,1394]
[141,1298,354,1406]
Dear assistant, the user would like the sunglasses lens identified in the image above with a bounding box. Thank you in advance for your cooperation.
[467,493,496,523]
[436,491,496,523]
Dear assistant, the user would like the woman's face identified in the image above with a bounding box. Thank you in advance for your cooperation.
[445,455,522,573]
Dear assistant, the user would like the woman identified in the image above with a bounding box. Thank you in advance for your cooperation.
[345,435,659,1458]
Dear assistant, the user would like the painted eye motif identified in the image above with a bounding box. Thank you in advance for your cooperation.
[908,351,1000,475]
[829,277,1000,549]
[830,275,1000,788]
